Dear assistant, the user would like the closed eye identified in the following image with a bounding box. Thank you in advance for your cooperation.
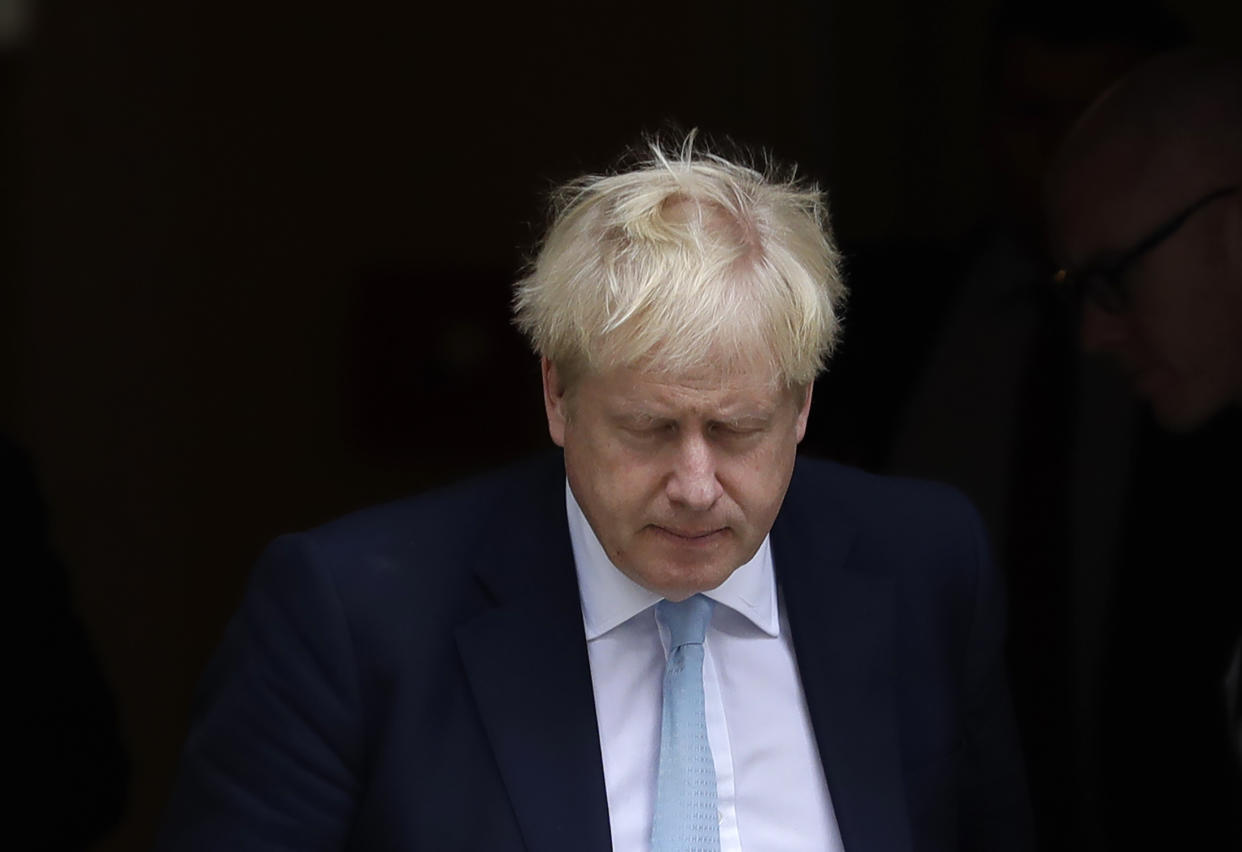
[619,419,676,440]
[709,420,768,441]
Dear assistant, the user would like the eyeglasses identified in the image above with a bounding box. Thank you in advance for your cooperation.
[1053,185,1240,314]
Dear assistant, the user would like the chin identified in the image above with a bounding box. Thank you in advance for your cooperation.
[1150,388,1225,433]
[632,561,736,600]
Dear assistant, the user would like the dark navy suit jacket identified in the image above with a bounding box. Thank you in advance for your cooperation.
[157,453,1033,851]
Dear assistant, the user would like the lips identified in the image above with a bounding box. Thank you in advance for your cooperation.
[1129,365,1171,398]
[651,525,727,541]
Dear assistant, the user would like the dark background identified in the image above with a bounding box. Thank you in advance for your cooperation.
[3,1,1240,849]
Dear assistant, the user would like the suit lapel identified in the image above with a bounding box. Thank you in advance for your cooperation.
[452,454,913,851]
[454,455,612,852]
[773,466,913,852]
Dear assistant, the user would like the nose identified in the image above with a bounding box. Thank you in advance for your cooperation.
[1080,302,1129,353]
[665,433,724,511]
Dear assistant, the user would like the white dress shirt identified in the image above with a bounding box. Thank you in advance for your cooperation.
[566,483,844,852]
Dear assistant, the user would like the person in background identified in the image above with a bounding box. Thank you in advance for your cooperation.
[6,436,130,851]
[873,5,1180,846]
[1045,47,1242,848]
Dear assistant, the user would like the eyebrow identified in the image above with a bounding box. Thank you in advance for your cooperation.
[715,412,773,429]
[1091,186,1240,272]
[612,410,665,427]
[610,407,774,428]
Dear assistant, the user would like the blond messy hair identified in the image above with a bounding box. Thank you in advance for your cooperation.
[512,135,846,387]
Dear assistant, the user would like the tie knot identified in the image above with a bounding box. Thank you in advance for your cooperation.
[657,594,714,649]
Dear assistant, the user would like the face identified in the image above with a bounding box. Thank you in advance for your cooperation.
[542,356,811,601]
[1049,165,1242,431]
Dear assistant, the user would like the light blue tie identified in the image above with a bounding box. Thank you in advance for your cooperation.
[651,595,721,852]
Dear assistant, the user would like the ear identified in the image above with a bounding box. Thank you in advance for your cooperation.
[794,382,813,443]
[542,357,569,447]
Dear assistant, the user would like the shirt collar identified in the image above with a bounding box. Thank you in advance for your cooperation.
[565,480,780,640]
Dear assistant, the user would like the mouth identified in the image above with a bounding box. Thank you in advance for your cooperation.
[1130,366,1169,398]
[651,525,728,543]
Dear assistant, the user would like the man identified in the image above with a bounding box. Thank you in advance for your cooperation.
[878,14,1168,844]
[1045,49,1242,433]
[6,436,130,848]
[1044,49,1242,847]
[157,141,1032,850]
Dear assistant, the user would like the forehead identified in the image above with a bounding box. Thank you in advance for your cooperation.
[1047,93,1237,266]
[1048,137,1170,265]
[575,361,791,414]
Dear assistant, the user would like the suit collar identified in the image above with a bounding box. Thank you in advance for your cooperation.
[773,461,913,852]
[454,453,613,852]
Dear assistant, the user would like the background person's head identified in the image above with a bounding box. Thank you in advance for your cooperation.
[1046,49,1242,431]
[982,0,1182,251]
[513,136,846,598]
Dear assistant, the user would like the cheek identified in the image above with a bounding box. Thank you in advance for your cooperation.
[722,440,798,518]
[568,439,660,519]
[1143,252,1236,359]
[1128,258,1198,349]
